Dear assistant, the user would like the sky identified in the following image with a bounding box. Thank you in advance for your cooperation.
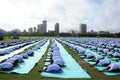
[0,0,120,33]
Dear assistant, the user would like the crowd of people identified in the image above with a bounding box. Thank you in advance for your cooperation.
[39,39,65,73]
[58,38,120,72]
[0,39,48,71]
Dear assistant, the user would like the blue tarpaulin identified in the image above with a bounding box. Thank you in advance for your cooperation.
[41,40,91,78]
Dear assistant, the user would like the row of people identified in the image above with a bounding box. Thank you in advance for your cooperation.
[58,38,120,72]
[0,38,43,56]
[62,38,120,53]
[61,38,120,61]
[32,39,48,50]
[0,38,42,49]
[0,39,48,71]
[0,50,34,71]
[39,39,65,73]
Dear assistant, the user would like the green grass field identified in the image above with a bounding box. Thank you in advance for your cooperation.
[0,37,27,42]
[0,36,42,42]
[0,38,120,80]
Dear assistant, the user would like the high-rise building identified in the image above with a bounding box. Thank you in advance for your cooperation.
[80,24,87,34]
[42,20,47,33]
[37,20,47,33]
[37,24,43,33]
[28,27,33,33]
[33,27,36,32]
[55,23,59,34]
[37,24,40,33]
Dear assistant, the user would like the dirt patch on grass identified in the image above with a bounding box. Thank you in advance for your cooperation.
[77,59,87,64]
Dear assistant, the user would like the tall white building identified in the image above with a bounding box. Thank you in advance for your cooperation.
[80,24,87,34]
[28,27,33,33]
[37,20,47,33]
[33,27,36,32]
[55,23,59,34]
[42,20,47,33]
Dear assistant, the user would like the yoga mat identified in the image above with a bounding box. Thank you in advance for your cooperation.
[41,40,91,78]
[62,40,120,76]
[0,43,27,51]
[0,40,42,63]
[0,40,49,74]
[75,45,120,76]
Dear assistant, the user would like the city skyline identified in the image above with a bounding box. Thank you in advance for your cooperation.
[0,0,120,33]
[0,20,116,34]
[37,20,47,33]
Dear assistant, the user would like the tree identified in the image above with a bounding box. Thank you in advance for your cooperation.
[0,29,5,40]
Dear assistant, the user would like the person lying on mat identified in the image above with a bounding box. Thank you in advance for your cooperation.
[110,52,120,61]
[53,59,66,67]
[52,50,60,55]
[46,51,61,61]
[0,49,10,56]
[102,49,109,55]
[77,48,86,55]
[89,55,104,62]
[26,50,34,56]
[51,46,59,51]
[5,57,18,66]
[0,62,13,71]
[100,63,120,72]
[90,59,111,66]
[106,52,113,57]
[21,53,28,59]
[82,52,94,59]
[45,53,61,62]
[97,47,103,52]
[13,55,24,63]
[46,50,60,58]
[45,57,66,67]
[38,64,63,73]
[112,52,120,58]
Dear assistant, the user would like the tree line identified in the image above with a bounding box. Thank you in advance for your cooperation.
[1,30,120,40]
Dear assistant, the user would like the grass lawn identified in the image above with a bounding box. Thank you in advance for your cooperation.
[0,37,41,42]
[0,40,120,80]
[0,37,26,42]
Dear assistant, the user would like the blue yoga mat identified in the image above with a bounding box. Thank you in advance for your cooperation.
[65,41,120,76]
[41,40,91,78]
[0,40,42,63]
[0,43,23,51]
[0,40,49,74]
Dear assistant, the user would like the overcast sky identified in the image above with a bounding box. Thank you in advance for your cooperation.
[0,0,120,33]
